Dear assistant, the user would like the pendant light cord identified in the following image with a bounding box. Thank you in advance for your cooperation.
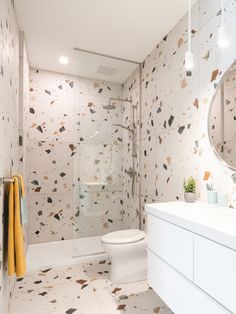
[188,0,191,51]
[221,0,224,25]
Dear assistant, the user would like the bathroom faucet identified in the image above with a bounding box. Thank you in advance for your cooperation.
[232,173,236,184]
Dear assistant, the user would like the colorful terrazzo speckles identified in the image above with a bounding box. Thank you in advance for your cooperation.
[0,0,28,312]
[10,258,173,314]
[28,69,126,243]
[123,0,236,230]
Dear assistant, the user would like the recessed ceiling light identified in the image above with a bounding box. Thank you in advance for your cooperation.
[58,56,69,64]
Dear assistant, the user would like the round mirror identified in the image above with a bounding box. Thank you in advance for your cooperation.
[208,60,236,171]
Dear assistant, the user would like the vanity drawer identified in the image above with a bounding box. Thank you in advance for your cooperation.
[147,215,193,280]
[194,235,236,313]
[147,250,229,314]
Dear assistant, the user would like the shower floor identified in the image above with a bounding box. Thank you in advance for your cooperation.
[10,257,173,314]
[26,236,105,272]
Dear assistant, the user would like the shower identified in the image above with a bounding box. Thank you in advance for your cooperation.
[113,123,134,133]
[110,98,137,197]
[113,122,137,158]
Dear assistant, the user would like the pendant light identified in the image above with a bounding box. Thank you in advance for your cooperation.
[218,0,229,48]
[185,0,194,70]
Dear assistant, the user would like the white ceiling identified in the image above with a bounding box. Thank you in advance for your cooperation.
[15,0,193,83]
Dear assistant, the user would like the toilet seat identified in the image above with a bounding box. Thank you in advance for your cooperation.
[102,229,145,245]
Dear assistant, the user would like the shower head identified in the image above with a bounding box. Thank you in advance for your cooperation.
[113,123,134,132]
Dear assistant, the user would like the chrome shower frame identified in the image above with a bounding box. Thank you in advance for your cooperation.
[74,46,142,230]
[110,98,137,199]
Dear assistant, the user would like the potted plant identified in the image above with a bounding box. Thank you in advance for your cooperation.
[183,177,196,203]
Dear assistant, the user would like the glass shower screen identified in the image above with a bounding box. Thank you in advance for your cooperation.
[72,79,125,257]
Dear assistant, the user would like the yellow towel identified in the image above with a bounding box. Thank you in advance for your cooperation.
[8,181,15,276]
[17,174,25,198]
[8,176,26,277]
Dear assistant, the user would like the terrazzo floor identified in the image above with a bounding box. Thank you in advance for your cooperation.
[10,257,173,314]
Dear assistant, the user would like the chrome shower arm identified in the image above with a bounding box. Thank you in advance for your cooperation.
[113,123,134,132]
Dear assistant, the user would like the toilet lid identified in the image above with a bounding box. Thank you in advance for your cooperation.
[102,229,145,244]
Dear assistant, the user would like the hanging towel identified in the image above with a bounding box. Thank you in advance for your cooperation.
[8,181,15,276]
[8,176,26,277]
[17,174,28,225]
[16,175,25,197]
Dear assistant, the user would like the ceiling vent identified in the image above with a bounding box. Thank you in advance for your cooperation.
[97,65,116,76]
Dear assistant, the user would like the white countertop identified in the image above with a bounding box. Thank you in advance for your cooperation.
[145,201,236,251]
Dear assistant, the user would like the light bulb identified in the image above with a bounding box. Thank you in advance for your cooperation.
[58,56,69,64]
[218,25,229,47]
[185,50,194,69]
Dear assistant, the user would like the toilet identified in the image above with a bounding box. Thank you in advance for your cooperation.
[101,229,147,284]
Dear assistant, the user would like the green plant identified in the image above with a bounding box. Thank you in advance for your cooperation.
[183,177,196,193]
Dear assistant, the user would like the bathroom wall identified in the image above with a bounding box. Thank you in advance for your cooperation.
[0,0,29,312]
[27,69,125,243]
[124,0,236,228]
[19,32,29,185]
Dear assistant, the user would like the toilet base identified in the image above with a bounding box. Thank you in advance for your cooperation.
[109,246,147,284]
[102,230,147,284]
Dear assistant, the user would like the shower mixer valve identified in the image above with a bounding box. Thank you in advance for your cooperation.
[125,168,137,177]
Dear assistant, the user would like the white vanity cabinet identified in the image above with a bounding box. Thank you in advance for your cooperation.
[146,202,236,314]
[194,235,236,312]
[148,215,194,280]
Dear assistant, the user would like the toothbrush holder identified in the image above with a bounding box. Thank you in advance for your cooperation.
[207,191,217,205]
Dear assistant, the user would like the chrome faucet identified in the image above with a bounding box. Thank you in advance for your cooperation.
[232,173,236,184]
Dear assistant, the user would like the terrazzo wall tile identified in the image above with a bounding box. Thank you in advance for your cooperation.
[76,143,123,187]
[19,34,29,252]
[0,0,29,312]
[29,69,74,142]
[28,140,74,194]
[73,79,125,239]
[28,69,125,243]
[75,94,122,145]
[78,76,123,99]
[73,190,124,237]
[19,33,29,174]
[0,0,19,125]
[28,69,75,243]
[28,193,73,242]
[199,0,221,27]
[123,0,236,232]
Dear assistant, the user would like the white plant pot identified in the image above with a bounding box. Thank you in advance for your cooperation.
[184,192,195,203]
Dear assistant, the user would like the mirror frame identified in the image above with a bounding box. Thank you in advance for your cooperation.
[207,59,236,172]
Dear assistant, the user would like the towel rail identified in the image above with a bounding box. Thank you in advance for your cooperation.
[0,178,15,184]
